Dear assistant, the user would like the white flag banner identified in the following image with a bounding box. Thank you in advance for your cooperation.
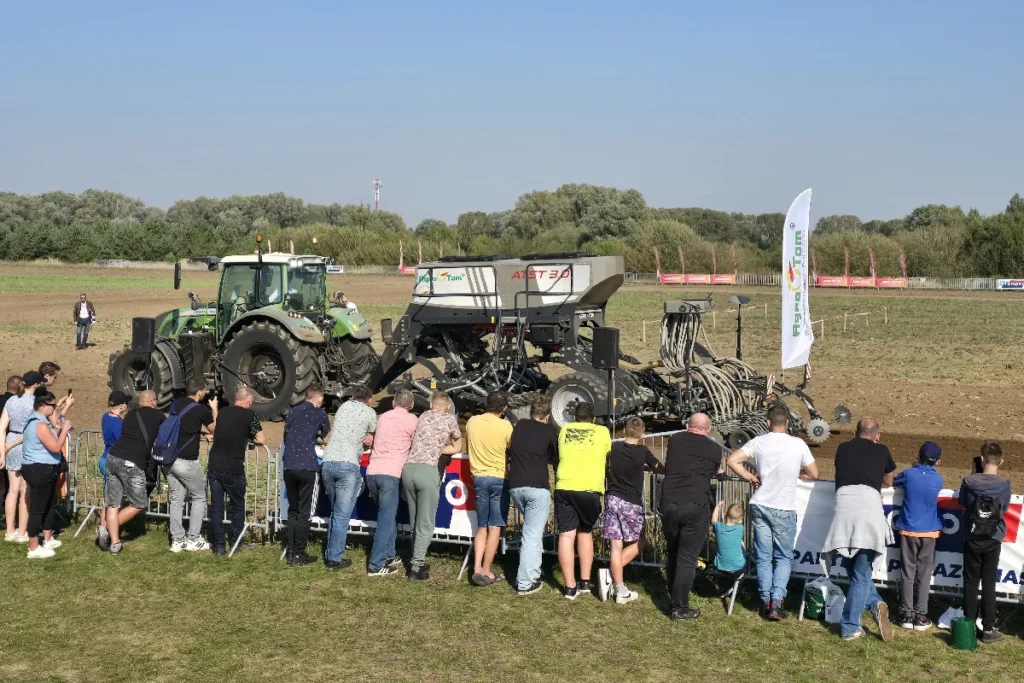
[781,188,814,369]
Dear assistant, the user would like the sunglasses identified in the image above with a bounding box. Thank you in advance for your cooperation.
[45,402,57,408]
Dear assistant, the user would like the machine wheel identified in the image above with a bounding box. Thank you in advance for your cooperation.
[807,417,831,444]
[727,430,754,450]
[222,320,317,421]
[107,345,175,409]
[337,337,379,386]
[547,373,608,430]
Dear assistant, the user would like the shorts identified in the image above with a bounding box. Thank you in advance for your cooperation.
[104,455,149,509]
[602,494,645,542]
[473,476,510,528]
[554,490,602,534]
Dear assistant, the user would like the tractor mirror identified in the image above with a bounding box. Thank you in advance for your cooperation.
[730,295,750,305]
[173,263,182,290]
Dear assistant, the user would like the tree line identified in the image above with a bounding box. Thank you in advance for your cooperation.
[1,187,1023,277]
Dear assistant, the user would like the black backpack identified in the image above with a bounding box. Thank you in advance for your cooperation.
[968,494,1001,538]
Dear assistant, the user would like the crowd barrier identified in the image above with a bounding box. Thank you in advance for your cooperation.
[69,430,275,556]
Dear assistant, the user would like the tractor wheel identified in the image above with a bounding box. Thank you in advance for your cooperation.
[337,337,379,386]
[107,345,175,409]
[222,320,318,421]
[547,373,608,430]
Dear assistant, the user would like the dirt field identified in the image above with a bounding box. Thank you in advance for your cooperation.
[2,261,1022,486]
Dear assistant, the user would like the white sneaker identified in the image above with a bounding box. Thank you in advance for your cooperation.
[4,532,17,542]
[184,539,210,552]
[597,568,612,602]
[43,539,62,550]
[15,534,29,544]
[170,540,185,553]
[614,588,639,605]
[27,546,56,559]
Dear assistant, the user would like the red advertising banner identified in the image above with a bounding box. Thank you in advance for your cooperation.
[849,276,876,288]
[685,274,712,285]
[659,273,684,284]
[711,274,736,285]
[876,277,906,289]
[816,276,848,287]
[399,266,417,276]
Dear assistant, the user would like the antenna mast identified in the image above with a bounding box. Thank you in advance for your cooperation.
[373,178,382,211]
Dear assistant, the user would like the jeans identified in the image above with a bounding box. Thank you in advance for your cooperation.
[473,476,510,528]
[22,464,58,537]
[208,470,246,551]
[284,469,317,556]
[749,504,797,605]
[76,321,90,347]
[662,502,710,612]
[841,549,884,637]
[511,486,550,590]
[402,463,441,571]
[321,461,362,564]
[166,459,207,543]
[963,538,1001,632]
[366,474,401,571]
[899,534,937,617]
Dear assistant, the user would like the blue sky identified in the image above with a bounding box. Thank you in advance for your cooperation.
[1,1,1021,226]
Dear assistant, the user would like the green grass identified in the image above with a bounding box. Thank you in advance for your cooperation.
[0,274,194,293]
[0,523,1019,683]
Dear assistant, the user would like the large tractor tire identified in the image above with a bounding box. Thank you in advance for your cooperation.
[221,320,318,421]
[337,337,378,386]
[547,372,609,430]
[107,345,176,409]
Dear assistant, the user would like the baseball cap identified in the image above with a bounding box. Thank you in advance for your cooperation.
[22,370,44,386]
[919,441,942,464]
[107,390,131,406]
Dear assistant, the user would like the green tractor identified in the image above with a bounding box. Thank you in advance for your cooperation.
[107,243,379,420]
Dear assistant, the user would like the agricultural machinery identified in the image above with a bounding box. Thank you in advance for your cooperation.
[108,242,378,420]
[371,253,834,446]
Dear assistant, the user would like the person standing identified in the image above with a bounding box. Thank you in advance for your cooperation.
[658,413,723,620]
[2,371,45,543]
[402,392,462,581]
[282,385,331,567]
[21,391,73,559]
[467,391,513,586]
[104,390,164,555]
[893,442,944,631]
[95,391,129,549]
[320,386,377,571]
[508,395,559,596]
[959,441,1012,644]
[207,388,265,557]
[0,375,22,526]
[596,416,663,604]
[823,418,896,641]
[554,402,611,600]
[364,389,418,576]
[73,293,96,350]
[164,381,216,553]
[726,405,818,620]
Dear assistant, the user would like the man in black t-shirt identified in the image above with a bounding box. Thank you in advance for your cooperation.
[104,390,164,555]
[207,388,265,556]
[166,381,217,553]
[507,395,559,596]
[834,423,897,492]
[659,413,724,620]
[597,416,663,604]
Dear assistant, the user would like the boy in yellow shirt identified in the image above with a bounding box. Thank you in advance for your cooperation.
[467,392,513,586]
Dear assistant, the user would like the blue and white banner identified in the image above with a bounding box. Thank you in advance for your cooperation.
[996,279,1024,291]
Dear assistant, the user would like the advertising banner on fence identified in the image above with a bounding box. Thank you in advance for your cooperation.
[876,277,906,289]
[848,276,875,288]
[997,279,1024,290]
[781,188,814,369]
[792,480,1024,594]
[816,276,848,287]
[685,274,712,285]
[712,274,736,285]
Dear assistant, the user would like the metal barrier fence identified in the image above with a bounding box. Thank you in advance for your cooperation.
[69,430,275,556]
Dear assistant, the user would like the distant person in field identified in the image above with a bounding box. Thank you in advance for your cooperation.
[507,395,559,596]
[892,441,943,632]
[104,390,164,555]
[959,441,1012,645]
[727,404,818,621]
[597,416,663,604]
[466,391,512,587]
[823,417,895,642]
[1,371,46,543]
[281,384,330,567]
[73,292,96,349]
[659,412,723,620]
[555,402,611,600]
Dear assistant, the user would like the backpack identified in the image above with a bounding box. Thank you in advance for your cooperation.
[968,494,1001,538]
[151,402,201,466]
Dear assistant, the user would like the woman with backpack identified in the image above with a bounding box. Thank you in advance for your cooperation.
[21,390,74,559]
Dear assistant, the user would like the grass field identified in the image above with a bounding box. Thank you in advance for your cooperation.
[1,525,1022,683]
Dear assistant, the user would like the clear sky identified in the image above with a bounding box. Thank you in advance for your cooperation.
[1,1,1021,226]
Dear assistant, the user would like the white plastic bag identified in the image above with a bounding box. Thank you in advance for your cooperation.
[937,607,983,631]
[805,577,846,623]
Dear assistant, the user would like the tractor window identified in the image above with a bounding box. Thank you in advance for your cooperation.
[217,263,283,334]
[286,265,327,312]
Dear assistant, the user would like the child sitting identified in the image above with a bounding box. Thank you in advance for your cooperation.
[712,502,747,595]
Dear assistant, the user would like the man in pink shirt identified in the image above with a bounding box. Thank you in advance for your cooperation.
[364,389,418,576]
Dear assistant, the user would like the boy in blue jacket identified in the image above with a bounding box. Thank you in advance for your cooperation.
[893,441,943,631]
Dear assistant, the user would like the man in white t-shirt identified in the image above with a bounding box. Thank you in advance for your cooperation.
[727,404,818,621]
